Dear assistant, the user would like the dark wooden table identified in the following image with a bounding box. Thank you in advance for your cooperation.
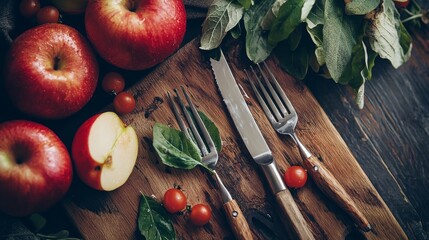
[305,25,429,240]
[1,5,428,240]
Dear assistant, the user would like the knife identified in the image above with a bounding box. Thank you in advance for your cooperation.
[210,50,315,240]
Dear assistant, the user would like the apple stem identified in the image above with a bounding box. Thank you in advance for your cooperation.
[127,0,137,12]
[53,56,61,70]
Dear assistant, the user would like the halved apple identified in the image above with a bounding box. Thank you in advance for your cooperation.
[72,111,138,191]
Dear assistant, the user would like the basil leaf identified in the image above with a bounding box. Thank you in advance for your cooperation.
[244,0,276,63]
[236,0,252,9]
[287,24,303,51]
[276,35,310,80]
[366,0,412,68]
[200,0,244,50]
[306,0,324,29]
[153,123,205,170]
[138,194,175,240]
[197,111,222,153]
[260,0,286,30]
[323,0,362,81]
[345,0,380,15]
[152,108,222,172]
[268,0,315,45]
[184,108,222,153]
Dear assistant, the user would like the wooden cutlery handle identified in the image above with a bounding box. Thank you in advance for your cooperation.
[223,199,253,240]
[275,189,315,240]
[302,155,371,231]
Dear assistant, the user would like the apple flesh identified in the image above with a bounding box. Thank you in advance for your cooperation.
[72,112,138,191]
[0,120,73,217]
[85,0,186,70]
[4,23,99,119]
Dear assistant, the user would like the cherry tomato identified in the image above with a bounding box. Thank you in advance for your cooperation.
[284,166,307,188]
[113,92,136,114]
[102,72,125,94]
[394,0,410,8]
[163,188,187,214]
[19,0,40,18]
[189,204,212,226]
[36,6,60,24]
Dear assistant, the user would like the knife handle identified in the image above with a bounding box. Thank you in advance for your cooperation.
[302,155,371,232]
[275,189,315,240]
[261,162,315,240]
[223,199,254,240]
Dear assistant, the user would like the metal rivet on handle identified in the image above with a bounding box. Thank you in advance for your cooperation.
[232,211,238,217]
[313,165,319,172]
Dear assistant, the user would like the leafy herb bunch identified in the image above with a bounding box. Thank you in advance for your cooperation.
[200,0,425,108]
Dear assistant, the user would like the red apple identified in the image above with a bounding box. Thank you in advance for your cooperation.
[4,23,99,119]
[85,0,186,70]
[0,120,73,217]
[72,111,138,191]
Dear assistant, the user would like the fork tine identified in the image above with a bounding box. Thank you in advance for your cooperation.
[180,86,216,154]
[257,63,288,116]
[174,88,209,156]
[167,91,191,139]
[250,66,283,121]
[245,69,277,125]
[262,62,296,114]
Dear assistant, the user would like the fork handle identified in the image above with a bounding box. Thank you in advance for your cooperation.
[223,199,254,240]
[302,155,372,232]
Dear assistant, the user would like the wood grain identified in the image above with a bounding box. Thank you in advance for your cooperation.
[63,39,407,239]
[306,26,429,240]
[223,199,254,240]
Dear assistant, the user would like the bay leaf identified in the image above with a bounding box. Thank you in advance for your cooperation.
[323,0,362,81]
[200,0,244,50]
[345,0,380,15]
[366,0,412,68]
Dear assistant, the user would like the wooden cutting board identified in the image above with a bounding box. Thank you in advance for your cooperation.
[63,38,406,240]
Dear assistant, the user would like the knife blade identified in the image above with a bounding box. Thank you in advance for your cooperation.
[210,50,315,240]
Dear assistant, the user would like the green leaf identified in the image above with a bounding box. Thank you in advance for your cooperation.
[230,22,242,39]
[306,24,325,66]
[244,0,277,63]
[236,0,252,9]
[276,37,310,80]
[27,214,46,233]
[152,123,207,170]
[306,0,324,28]
[345,0,380,15]
[138,194,175,240]
[200,0,244,50]
[268,0,315,45]
[287,24,303,51]
[366,0,412,68]
[152,108,222,172]
[338,40,377,109]
[323,0,362,81]
[197,110,222,153]
[260,0,287,30]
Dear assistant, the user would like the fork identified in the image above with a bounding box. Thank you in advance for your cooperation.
[246,62,372,232]
[167,86,253,240]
